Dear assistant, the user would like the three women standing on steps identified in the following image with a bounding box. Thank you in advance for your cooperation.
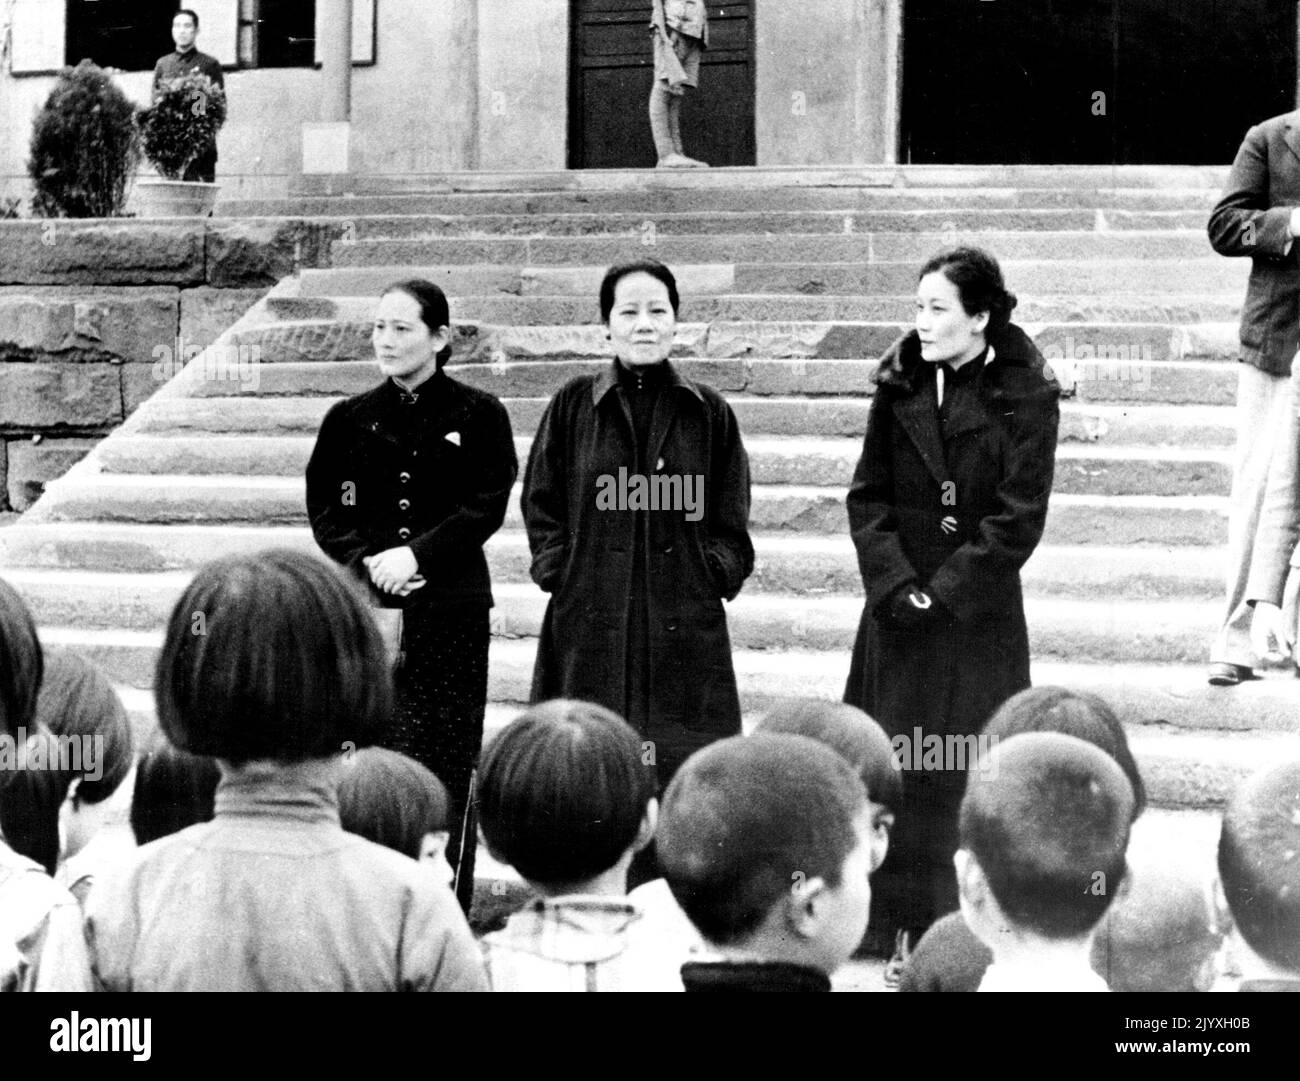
[306,279,517,913]
[843,247,1061,947]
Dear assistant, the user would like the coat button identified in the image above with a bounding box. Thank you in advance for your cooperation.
[666,622,678,632]
[399,472,411,484]
[398,498,411,512]
[662,545,674,554]
[398,527,412,540]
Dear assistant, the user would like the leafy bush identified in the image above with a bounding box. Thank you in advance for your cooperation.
[137,74,228,180]
[27,60,141,218]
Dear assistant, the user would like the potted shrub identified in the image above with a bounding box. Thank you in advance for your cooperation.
[134,73,227,217]
[27,60,140,218]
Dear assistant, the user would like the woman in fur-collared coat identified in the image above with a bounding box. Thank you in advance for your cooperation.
[843,247,1060,948]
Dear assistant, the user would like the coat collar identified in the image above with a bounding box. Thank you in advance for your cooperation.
[593,359,703,407]
[1284,110,1300,168]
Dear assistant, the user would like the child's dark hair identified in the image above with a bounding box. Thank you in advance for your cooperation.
[981,686,1146,820]
[756,697,902,810]
[175,8,200,30]
[0,575,42,740]
[919,246,1017,334]
[477,699,656,885]
[0,651,137,872]
[338,747,449,860]
[1218,759,1300,973]
[598,259,680,323]
[657,733,867,946]
[154,549,392,763]
[129,728,220,845]
[381,279,454,370]
[960,732,1134,940]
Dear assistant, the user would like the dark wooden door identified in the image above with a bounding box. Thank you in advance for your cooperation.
[569,0,755,168]
[902,0,1296,164]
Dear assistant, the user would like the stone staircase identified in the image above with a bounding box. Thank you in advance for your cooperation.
[3,166,1298,872]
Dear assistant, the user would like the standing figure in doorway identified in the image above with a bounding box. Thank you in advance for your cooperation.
[522,259,753,885]
[843,247,1060,948]
[151,9,225,182]
[650,0,709,168]
[306,280,518,913]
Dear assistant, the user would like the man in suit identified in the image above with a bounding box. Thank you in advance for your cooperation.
[1206,112,1300,684]
[151,8,225,183]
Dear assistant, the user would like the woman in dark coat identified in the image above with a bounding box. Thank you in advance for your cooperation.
[522,259,754,868]
[305,279,518,913]
[843,247,1060,948]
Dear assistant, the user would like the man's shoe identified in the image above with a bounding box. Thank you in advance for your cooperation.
[1207,662,1254,686]
[656,153,694,168]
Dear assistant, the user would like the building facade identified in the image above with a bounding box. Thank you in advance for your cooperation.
[0,0,1296,201]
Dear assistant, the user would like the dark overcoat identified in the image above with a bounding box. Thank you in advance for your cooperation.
[522,360,753,778]
[843,325,1060,743]
[305,372,518,611]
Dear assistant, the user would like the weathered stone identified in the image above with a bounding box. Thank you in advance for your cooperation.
[0,363,123,427]
[179,287,268,352]
[0,287,178,363]
[0,222,205,285]
[205,219,347,287]
[122,362,167,415]
[5,437,97,511]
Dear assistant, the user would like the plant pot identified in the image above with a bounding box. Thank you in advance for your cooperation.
[131,178,220,218]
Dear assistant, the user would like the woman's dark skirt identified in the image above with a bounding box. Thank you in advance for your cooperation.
[381,602,490,914]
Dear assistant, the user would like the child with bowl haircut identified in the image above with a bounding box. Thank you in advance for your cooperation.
[656,733,873,991]
[631,698,899,976]
[84,549,486,991]
[1217,758,1300,991]
[955,732,1135,992]
[476,699,673,991]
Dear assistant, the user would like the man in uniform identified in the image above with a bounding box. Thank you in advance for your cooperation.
[151,8,225,183]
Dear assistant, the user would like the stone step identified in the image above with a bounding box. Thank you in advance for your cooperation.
[34,628,1300,804]
[269,291,1245,331]
[6,567,1224,664]
[329,208,1214,238]
[225,315,1240,368]
[169,355,1241,408]
[333,227,1220,264]
[22,468,1228,545]
[0,524,1225,601]
[290,272,1247,324]
[92,432,1231,496]
[122,394,1236,447]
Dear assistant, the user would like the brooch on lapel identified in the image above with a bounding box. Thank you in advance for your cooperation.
[445,431,461,446]
[940,516,958,535]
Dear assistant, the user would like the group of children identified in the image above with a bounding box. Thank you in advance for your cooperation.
[1,551,1298,991]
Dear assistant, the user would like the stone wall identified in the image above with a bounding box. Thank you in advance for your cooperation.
[0,218,342,514]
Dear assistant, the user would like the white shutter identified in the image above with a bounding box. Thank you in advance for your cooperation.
[186,0,239,67]
[9,0,67,73]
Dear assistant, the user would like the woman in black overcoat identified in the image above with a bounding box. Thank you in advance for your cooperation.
[305,279,518,912]
[843,247,1060,947]
[522,259,754,878]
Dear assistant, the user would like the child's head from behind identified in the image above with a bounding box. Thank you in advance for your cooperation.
[129,728,220,845]
[477,699,657,892]
[338,747,452,884]
[38,650,136,860]
[656,733,872,975]
[958,732,1135,947]
[981,686,1146,820]
[0,575,42,741]
[755,697,900,872]
[154,549,392,764]
[1217,758,1300,977]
